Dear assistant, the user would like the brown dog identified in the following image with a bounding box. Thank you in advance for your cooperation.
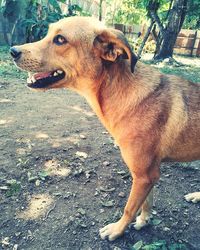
[10,16,200,241]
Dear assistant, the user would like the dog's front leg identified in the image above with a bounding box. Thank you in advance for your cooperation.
[99,144,160,241]
[134,188,154,230]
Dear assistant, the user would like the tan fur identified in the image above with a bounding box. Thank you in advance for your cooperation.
[12,16,200,241]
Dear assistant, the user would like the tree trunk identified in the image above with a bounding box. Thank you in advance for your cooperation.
[137,21,154,58]
[99,0,103,21]
[154,0,187,60]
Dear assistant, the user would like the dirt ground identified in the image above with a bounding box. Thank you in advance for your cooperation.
[0,58,200,249]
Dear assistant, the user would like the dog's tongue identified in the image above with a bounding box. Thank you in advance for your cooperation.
[34,72,51,80]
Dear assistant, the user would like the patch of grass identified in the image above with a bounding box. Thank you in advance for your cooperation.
[6,179,21,197]
[142,55,200,83]
[0,46,27,81]
[131,240,188,250]
[159,66,200,83]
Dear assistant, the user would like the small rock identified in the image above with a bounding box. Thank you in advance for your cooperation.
[2,237,9,246]
[152,210,157,215]
[76,151,88,159]
[94,191,99,196]
[77,208,86,215]
[15,232,21,237]
[85,171,91,179]
[100,209,104,214]
[35,179,41,186]
[163,227,170,232]
[113,247,122,250]
[13,244,18,250]
[27,230,33,239]
[118,192,125,198]
[103,161,110,166]
[0,186,8,190]
[163,58,170,63]
[72,231,77,235]
[80,134,86,139]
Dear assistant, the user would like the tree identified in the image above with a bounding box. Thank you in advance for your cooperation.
[148,0,188,60]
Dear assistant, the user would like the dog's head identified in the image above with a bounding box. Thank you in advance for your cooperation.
[10,16,137,90]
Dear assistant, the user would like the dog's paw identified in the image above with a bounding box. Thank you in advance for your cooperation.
[185,192,200,203]
[99,222,124,241]
[133,215,150,230]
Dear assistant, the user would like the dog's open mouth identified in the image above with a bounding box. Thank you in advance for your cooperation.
[27,70,65,88]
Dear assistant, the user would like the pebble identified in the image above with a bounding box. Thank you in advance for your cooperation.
[103,161,110,166]
[35,179,41,186]
[118,192,125,198]
[80,134,86,139]
[2,237,9,246]
[15,232,21,237]
[163,227,170,232]
[13,244,18,250]
[152,210,157,215]
[75,151,88,159]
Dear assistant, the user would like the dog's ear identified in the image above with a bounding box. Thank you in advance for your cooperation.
[94,28,138,73]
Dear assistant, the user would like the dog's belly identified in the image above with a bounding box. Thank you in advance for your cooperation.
[166,127,200,162]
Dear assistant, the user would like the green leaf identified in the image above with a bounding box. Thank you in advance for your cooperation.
[38,170,49,180]
[151,218,162,226]
[169,243,187,250]
[6,179,21,197]
[49,0,61,13]
[132,240,143,250]
[142,240,167,250]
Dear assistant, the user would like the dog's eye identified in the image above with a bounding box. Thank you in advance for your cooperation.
[53,35,67,45]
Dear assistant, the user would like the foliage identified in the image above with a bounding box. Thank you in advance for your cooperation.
[0,0,84,43]
[105,0,199,30]
[183,0,200,29]
[105,0,171,25]
[131,240,187,250]
[21,0,63,42]
[6,179,21,197]
[1,0,20,23]
[20,0,83,42]
[105,0,146,25]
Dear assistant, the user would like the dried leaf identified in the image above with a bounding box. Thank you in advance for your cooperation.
[101,200,115,207]
[99,186,115,192]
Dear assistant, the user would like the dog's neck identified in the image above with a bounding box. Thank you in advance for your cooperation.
[76,62,157,139]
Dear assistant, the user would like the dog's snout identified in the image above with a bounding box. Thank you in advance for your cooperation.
[10,47,22,60]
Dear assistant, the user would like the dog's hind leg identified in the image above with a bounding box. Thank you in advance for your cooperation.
[185,192,200,203]
[134,188,154,230]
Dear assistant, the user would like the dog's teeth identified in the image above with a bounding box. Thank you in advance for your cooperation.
[53,72,58,76]
[31,76,36,83]
[57,70,63,74]
[27,78,32,84]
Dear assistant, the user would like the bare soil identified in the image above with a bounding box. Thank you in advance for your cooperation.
[0,74,200,250]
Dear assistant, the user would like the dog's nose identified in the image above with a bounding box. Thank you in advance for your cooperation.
[10,47,22,60]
